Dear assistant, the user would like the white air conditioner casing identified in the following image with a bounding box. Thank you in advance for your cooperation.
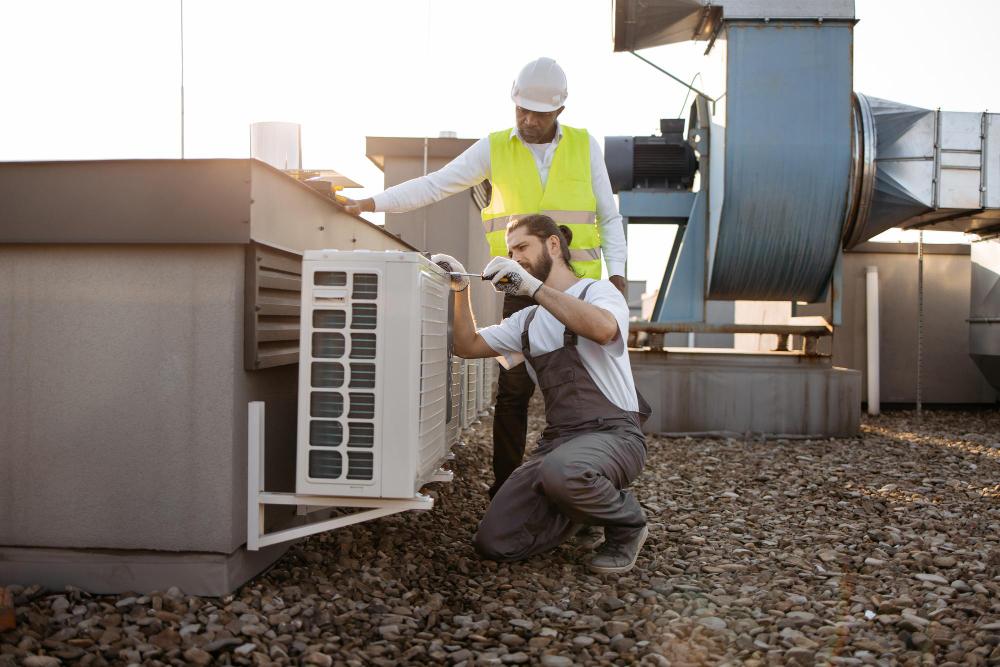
[447,357,462,447]
[461,358,481,428]
[482,359,497,410]
[296,250,452,498]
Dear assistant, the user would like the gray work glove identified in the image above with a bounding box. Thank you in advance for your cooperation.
[482,256,542,298]
[431,253,470,292]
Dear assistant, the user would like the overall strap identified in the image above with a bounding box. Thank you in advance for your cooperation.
[563,280,596,347]
[520,306,541,360]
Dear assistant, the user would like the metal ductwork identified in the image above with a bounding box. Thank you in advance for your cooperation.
[843,95,1000,248]
[611,0,1000,389]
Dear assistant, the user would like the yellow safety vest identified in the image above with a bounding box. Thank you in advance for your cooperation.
[481,125,601,279]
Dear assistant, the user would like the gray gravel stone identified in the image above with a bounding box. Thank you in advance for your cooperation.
[697,616,727,631]
[540,656,573,667]
[21,658,61,667]
[1,404,997,666]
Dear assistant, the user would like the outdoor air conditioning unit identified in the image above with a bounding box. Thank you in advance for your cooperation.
[448,356,462,447]
[462,358,481,428]
[482,359,497,411]
[296,250,453,498]
[475,358,488,415]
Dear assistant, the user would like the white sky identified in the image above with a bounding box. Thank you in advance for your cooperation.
[2,0,998,288]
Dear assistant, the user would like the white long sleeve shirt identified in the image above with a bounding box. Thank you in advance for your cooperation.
[372,123,627,277]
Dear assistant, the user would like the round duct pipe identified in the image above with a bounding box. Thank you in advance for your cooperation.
[841,93,938,249]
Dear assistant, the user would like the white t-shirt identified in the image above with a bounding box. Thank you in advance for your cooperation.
[477,279,639,412]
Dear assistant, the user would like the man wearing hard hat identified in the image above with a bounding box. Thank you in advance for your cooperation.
[341,57,629,502]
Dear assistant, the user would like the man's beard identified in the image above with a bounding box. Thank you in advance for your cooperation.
[524,251,553,282]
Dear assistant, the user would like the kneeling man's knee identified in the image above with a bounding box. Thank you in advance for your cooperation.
[539,456,589,507]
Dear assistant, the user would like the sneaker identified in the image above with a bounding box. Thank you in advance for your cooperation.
[587,524,648,574]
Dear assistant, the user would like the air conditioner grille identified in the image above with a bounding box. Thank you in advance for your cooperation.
[416,273,450,481]
[349,363,375,388]
[351,303,377,329]
[299,255,455,496]
[350,333,377,359]
[311,362,344,388]
[313,332,345,358]
[348,392,375,419]
[348,422,374,447]
[313,310,346,329]
[315,271,347,287]
[309,450,343,478]
[311,391,344,418]
[347,451,374,480]
[352,273,379,299]
[310,420,343,447]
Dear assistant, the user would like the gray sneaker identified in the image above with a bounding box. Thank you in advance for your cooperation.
[587,524,648,574]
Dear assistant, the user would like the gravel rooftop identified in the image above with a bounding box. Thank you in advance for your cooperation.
[2,400,999,666]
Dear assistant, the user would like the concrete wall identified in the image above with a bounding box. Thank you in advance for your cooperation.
[0,159,421,594]
[249,161,408,253]
[0,245,259,552]
[631,350,860,437]
[836,244,998,404]
[380,156,501,327]
[754,243,998,404]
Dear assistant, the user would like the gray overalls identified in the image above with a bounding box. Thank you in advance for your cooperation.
[473,283,651,562]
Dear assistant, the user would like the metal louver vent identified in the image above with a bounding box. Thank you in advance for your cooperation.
[311,362,344,388]
[351,303,377,329]
[309,450,343,478]
[352,273,378,299]
[348,422,374,447]
[350,333,376,359]
[313,310,346,329]
[347,451,374,480]
[245,243,302,370]
[315,271,347,286]
[348,392,375,419]
[349,363,375,388]
[313,332,345,358]
[310,392,344,418]
[310,420,343,447]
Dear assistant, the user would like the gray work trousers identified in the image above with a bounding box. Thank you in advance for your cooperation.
[473,422,647,562]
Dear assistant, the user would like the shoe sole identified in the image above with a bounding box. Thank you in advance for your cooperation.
[587,525,648,575]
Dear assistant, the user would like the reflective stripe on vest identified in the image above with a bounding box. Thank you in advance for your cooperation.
[482,125,601,279]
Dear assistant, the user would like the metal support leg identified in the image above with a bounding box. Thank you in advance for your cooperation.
[247,402,442,551]
[802,335,819,356]
[247,401,266,552]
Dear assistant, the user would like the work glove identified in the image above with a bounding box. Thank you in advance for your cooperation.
[483,256,542,298]
[431,253,469,292]
[334,194,375,216]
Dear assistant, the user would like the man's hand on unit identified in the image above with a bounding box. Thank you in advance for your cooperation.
[335,195,375,216]
[483,256,542,298]
[431,254,470,292]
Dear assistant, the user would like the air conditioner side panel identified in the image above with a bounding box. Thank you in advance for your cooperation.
[378,261,422,498]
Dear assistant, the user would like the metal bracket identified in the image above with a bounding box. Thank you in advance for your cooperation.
[247,401,442,552]
[428,468,455,484]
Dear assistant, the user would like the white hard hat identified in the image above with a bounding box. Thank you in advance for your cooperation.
[511,57,568,112]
